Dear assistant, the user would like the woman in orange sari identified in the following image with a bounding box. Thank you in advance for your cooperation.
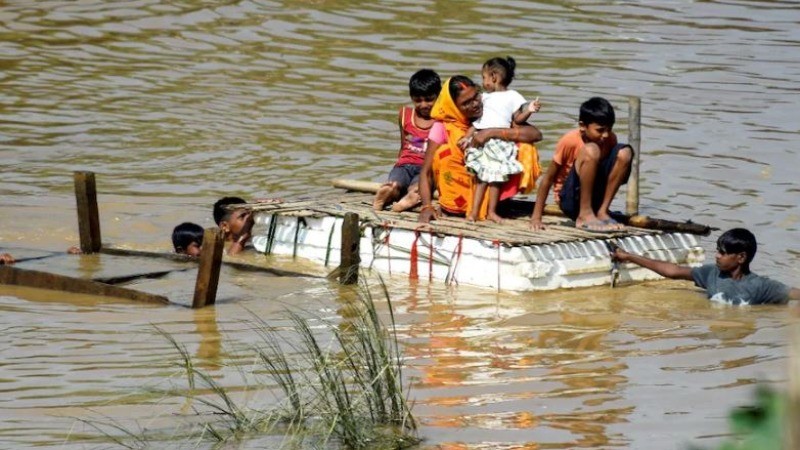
[418,75,542,223]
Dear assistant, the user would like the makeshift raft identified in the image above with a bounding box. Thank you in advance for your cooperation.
[244,182,710,292]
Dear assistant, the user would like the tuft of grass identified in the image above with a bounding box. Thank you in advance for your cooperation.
[83,274,417,449]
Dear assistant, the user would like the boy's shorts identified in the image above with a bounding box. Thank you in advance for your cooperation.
[388,164,422,191]
[558,143,633,220]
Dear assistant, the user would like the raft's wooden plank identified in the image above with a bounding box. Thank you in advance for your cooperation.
[0,265,168,304]
[248,188,677,247]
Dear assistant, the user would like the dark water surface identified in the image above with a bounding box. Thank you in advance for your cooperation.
[1,1,798,448]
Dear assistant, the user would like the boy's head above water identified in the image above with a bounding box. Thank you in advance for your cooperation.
[579,97,616,145]
[716,228,757,273]
[172,222,203,257]
[213,196,251,238]
[409,69,441,120]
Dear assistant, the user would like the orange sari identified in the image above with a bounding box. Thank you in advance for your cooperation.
[430,79,540,218]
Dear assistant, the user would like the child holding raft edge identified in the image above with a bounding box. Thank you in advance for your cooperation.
[611,228,800,305]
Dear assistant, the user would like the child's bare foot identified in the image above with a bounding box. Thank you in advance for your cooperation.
[466,214,478,223]
[576,215,616,232]
[596,212,624,230]
[487,212,504,224]
[373,183,396,211]
[391,190,420,212]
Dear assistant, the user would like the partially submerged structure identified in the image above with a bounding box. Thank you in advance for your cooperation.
[247,183,710,292]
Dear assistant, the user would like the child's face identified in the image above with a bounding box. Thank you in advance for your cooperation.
[580,122,613,145]
[412,94,437,120]
[481,69,497,93]
[715,247,745,273]
[184,242,202,257]
[221,208,253,238]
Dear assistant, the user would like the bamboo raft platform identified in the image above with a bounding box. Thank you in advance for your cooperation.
[243,181,711,292]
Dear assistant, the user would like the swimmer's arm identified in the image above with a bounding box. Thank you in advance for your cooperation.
[612,248,694,280]
[227,231,251,255]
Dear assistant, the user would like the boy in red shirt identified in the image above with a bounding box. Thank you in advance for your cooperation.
[530,97,633,231]
[373,69,441,212]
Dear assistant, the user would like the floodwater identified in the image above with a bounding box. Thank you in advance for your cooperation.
[1,1,799,448]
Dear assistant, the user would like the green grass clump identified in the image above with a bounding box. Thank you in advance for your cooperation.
[85,275,418,449]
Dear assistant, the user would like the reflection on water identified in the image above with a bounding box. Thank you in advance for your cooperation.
[2,0,799,448]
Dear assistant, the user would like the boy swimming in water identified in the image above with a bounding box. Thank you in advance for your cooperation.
[172,222,204,257]
[611,228,800,305]
[213,196,253,256]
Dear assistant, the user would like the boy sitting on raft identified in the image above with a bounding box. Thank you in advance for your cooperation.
[172,222,204,257]
[531,97,633,232]
[611,228,800,305]
[213,197,254,256]
[373,69,441,212]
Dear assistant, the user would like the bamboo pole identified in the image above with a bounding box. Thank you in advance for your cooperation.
[74,171,102,253]
[339,212,360,285]
[626,97,641,216]
[192,228,224,309]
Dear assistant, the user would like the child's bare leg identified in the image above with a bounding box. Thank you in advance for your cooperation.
[373,181,399,211]
[391,183,420,212]
[573,143,607,230]
[595,146,633,229]
[468,181,488,222]
[486,183,503,223]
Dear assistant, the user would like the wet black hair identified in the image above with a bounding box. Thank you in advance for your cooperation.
[579,97,616,127]
[717,228,757,269]
[409,69,441,98]
[447,75,477,101]
[482,56,516,87]
[213,196,247,225]
[172,222,204,252]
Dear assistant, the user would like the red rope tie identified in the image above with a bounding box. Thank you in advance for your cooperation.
[493,239,502,292]
[409,230,420,280]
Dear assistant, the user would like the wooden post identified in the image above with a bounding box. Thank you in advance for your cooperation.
[339,212,360,285]
[74,171,102,253]
[626,96,641,216]
[192,228,224,309]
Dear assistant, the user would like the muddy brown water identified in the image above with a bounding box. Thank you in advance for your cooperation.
[1,1,798,448]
